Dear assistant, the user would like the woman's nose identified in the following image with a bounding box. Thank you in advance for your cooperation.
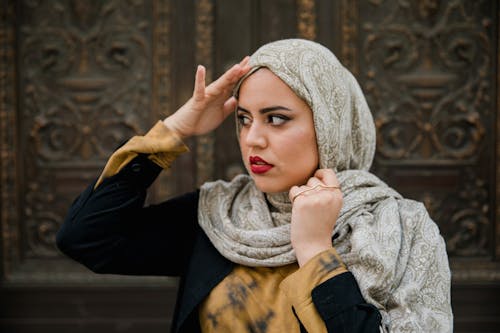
[243,123,267,148]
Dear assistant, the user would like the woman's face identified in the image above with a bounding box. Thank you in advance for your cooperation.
[237,68,319,193]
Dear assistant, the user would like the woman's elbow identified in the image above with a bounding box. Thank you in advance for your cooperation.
[56,224,124,274]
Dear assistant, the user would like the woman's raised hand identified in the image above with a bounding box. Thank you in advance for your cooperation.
[163,57,251,139]
[288,169,343,267]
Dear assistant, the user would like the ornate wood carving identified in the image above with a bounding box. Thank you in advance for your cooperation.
[19,1,153,258]
[364,3,490,162]
[497,1,500,260]
[152,0,175,200]
[195,0,215,186]
[0,0,20,277]
[341,0,497,275]
[296,0,316,40]
[340,0,359,75]
[418,169,489,256]
[153,0,172,121]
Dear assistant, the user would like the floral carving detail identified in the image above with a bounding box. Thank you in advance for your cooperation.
[195,0,215,186]
[18,0,153,258]
[363,0,491,161]
[418,169,490,256]
[355,0,495,262]
[21,1,151,162]
[297,0,316,40]
[25,177,61,257]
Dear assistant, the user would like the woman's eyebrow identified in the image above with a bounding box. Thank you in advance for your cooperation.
[236,106,292,114]
[236,106,250,113]
[260,106,292,113]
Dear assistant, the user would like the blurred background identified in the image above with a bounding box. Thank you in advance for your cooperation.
[0,0,499,332]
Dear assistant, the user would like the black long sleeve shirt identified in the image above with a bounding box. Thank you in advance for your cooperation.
[56,154,382,333]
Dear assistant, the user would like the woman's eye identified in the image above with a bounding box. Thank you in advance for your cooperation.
[237,115,251,126]
[268,115,288,125]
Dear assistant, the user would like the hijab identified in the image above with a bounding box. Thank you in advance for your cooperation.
[198,39,452,332]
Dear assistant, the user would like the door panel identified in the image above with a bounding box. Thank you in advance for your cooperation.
[1,0,499,332]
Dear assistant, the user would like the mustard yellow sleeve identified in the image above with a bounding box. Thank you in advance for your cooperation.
[280,248,347,333]
[94,121,189,188]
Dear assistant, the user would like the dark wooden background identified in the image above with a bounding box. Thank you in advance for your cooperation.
[1,0,499,332]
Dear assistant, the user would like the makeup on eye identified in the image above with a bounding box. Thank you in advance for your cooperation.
[237,113,251,126]
[267,114,289,125]
[236,106,293,126]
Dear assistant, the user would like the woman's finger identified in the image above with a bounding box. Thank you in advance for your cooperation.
[193,65,206,102]
[239,55,250,66]
[289,185,303,202]
[306,176,323,188]
[214,64,242,88]
[290,184,323,203]
[222,96,238,117]
[211,62,251,92]
[314,169,340,187]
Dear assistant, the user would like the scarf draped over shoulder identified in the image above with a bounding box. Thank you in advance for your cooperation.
[198,39,452,332]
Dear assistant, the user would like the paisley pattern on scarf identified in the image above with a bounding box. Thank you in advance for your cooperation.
[198,39,452,332]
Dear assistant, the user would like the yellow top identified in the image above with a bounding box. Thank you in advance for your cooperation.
[199,249,347,333]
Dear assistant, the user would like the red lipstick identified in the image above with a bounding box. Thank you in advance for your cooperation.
[249,156,274,174]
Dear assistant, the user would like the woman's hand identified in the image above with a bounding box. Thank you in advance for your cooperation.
[163,57,251,139]
[288,169,343,267]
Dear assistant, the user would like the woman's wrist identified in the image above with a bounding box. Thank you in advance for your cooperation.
[163,113,188,140]
[294,241,332,267]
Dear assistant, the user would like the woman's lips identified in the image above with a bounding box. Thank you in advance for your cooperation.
[249,156,274,174]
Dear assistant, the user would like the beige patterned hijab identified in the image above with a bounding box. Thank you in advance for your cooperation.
[198,39,452,332]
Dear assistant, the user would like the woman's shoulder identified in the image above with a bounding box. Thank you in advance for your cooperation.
[396,197,444,243]
[396,197,427,215]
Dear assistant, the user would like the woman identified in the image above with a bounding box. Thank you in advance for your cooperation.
[57,39,453,332]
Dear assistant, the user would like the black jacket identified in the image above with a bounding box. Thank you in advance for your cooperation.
[56,154,382,332]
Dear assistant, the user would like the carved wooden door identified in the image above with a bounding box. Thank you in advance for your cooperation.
[1,0,499,332]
